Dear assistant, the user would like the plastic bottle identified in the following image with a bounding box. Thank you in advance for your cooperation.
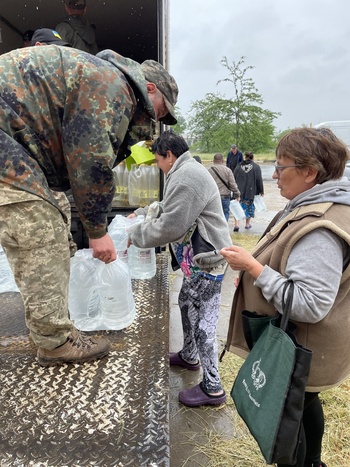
[229,199,246,220]
[108,214,128,264]
[148,163,160,204]
[98,260,135,328]
[68,249,136,331]
[0,246,19,293]
[138,164,151,207]
[128,164,141,206]
[122,163,130,205]
[127,215,156,280]
[112,162,125,205]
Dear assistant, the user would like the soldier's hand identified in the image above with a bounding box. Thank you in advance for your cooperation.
[89,234,116,264]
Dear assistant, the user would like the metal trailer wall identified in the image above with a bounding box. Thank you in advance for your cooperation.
[0,0,168,65]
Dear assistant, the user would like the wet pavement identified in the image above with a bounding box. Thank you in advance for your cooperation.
[169,178,286,466]
[0,173,286,467]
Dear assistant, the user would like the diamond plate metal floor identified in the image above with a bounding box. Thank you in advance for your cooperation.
[0,253,169,467]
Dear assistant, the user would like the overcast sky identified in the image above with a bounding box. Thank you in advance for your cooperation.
[168,0,350,133]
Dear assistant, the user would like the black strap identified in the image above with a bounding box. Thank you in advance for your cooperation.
[210,167,230,190]
[280,280,294,331]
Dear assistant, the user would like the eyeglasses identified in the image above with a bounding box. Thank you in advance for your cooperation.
[274,162,302,176]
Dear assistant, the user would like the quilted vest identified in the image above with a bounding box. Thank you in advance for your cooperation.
[225,202,350,391]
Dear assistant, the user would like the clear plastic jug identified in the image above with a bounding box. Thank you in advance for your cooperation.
[126,215,156,280]
[108,214,128,264]
[68,249,136,331]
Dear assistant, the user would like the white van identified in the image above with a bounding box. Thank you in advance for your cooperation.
[314,121,350,179]
[314,120,350,148]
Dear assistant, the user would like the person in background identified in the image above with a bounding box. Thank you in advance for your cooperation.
[226,144,243,174]
[193,155,202,164]
[56,0,99,54]
[221,127,350,467]
[233,151,264,231]
[208,153,240,222]
[127,130,231,407]
[0,44,178,367]
[227,144,243,230]
[22,30,34,47]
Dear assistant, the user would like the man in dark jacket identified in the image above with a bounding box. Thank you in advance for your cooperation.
[56,0,99,54]
[0,45,178,366]
[226,144,243,174]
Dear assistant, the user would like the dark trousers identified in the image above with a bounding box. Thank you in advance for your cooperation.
[278,392,324,467]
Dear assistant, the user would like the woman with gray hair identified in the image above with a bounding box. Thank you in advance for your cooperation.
[221,127,350,466]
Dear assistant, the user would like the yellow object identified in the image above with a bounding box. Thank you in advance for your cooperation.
[125,142,155,171]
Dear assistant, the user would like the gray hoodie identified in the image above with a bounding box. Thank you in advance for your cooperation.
[256,178,350,322]
[128,151,232,271]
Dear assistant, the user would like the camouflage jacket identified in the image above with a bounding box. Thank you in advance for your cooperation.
[0,46,155,239]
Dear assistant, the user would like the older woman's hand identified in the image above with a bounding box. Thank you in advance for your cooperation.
[220,246,264,279]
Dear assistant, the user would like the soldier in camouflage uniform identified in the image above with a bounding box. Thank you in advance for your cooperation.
[0,45,178,366]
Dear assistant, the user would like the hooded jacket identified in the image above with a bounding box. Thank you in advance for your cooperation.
[225,178,350,391]
[0,46,155,239]
[234,159,264,200]
[128,151,232,272]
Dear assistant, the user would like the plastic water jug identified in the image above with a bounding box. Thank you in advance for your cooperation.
[108,214,128,264]
[126,215,156,280]
[128,164,141,206]
[148,163,160,204]
[68,249,136,331]
[122,164,130,205]
[138,164,151,207]
[254,195,268,213]
[112,162,127,205]
[229,199,246,220]
[0,246,19,293]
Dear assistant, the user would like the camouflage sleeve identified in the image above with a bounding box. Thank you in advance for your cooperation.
[61,56,135,239]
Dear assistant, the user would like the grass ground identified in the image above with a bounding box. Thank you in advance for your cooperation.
[200,233,350,466]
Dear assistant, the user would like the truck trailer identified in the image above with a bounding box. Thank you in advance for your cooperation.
[0,0,170,248]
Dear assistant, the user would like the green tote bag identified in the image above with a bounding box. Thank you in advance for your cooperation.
[231,281,313,465]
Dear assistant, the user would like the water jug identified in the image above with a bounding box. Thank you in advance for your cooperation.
[112,162,127,206]
[126,215,156,280]
[108,214,128,264]
[138,164,151,207]
[128,164,141,206]
[229,199,246,220]
[148,163,160,204]
[68,249,136,331]
[254,195,268,213]
[122,163,130,205]
[0,246,19,293]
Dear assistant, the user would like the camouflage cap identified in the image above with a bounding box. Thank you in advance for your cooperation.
[141,60,178,125]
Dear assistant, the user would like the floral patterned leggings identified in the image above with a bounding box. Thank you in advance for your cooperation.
[178,274,223,393]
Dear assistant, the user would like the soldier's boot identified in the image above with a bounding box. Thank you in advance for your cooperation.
[37,329,110,367]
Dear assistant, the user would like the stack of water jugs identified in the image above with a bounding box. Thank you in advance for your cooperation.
[108,214,156,280]
[112,162,160,207]
[68,247,136,332]
[68,215,156,332]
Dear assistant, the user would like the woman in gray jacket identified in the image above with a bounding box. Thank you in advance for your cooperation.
[128,130,232,407]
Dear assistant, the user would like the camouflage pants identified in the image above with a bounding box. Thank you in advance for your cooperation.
[0,198,74,349]
[50,190,77,257]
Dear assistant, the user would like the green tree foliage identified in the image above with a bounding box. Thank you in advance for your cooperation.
[187,56,280,154]
[172,107,187,135]
[187,92,231,152]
